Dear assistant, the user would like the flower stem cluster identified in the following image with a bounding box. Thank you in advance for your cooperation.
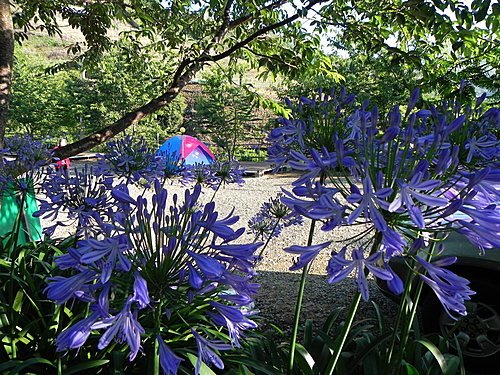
[46,179,261,374]
[269,87,499,315]
[269,87,499,373]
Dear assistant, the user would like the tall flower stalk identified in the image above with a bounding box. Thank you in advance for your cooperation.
[287,220,316,373]
[267,87,500,372]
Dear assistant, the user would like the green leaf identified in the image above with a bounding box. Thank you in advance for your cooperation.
[225,355,283,375]
[8,358,55,374]
[64,359,110,374]
[294,343,315,375]
[0,361,18,372]
[442,355,461,375]
[452,41,464,52]
[186,353,217,375]
[322,307,343,334]
[13,290,24,313]
[475,0,491,22]
[304,319,313,348]
[402,362,420,375]
[415,339,446,372]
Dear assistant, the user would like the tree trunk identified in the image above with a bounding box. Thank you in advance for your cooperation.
[0,0,13,149]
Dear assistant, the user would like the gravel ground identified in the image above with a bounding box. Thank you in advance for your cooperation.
[41,166,398,335]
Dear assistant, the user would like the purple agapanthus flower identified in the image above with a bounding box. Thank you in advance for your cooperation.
[327,247,393,301]
[380,228,407,258]
[96,135,163,185]
[36,166,114,238]
[157,336,183,375]
[78,236,132,283]
[45,269,98,304]
[208,301,257,347]
[55,311,101,352]
[131,272,150,309]
[346,109,369,142]
[248,193,303,241]
[210,159,245,187]
[388,171,448,228]
[347,176,392,231]
[192,329,232,375]
[188,251,226,280]
[465,134,498,163]
[282,182,343,228]
[285,241,332,271]
[288,147,336,186]
[0,135,52,193]
[47,178,260,370]
[92,299,145,361]
[416,256,475,317]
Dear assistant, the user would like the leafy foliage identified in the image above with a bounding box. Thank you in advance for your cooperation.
[228,305,462,374]
[6,0,497,156]
[189,66,259,159]
[8,45,186,146]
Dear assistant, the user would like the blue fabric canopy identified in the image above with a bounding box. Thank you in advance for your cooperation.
[157,135,215,165]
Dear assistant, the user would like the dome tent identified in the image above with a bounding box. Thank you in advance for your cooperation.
[157,135,215,165]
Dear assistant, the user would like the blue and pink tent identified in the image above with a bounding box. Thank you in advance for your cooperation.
[157,135,215,165]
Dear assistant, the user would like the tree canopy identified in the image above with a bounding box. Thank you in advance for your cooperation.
[0,0,498,155]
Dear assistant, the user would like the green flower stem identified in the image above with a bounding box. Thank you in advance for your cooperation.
[392,240,438,374]
[8,190,27,359]
[325,290,362,375]
[395,276,425,375]
[256,218,282,261]
[325,233,383,374]
[209,182,222,202]
[288,220,316,374]
[153,337,160,375]
[385,260,416,369]
[153,301,163,375]
[385,239,439,373]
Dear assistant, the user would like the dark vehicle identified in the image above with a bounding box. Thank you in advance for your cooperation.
[382,232,500,369]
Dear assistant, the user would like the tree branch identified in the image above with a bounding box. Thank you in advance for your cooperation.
[242,46,298,70]
[54,0,327,158]
[54,61,201,159]
[202,0,328,63]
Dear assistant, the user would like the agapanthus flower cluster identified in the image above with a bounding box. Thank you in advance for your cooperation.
[0,135,52,194]
[269,87,499,317]
[96,135,164,185]
[47,180,261,374]
[157,149,186,180]
[35,166,114,238]
[248,193,303,241]
[188,159,245,190]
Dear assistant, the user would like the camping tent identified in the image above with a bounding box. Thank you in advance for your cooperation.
[157,135,215,165]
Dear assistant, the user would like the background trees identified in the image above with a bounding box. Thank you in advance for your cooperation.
[0,0,498,156]
[9,39,185,146]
